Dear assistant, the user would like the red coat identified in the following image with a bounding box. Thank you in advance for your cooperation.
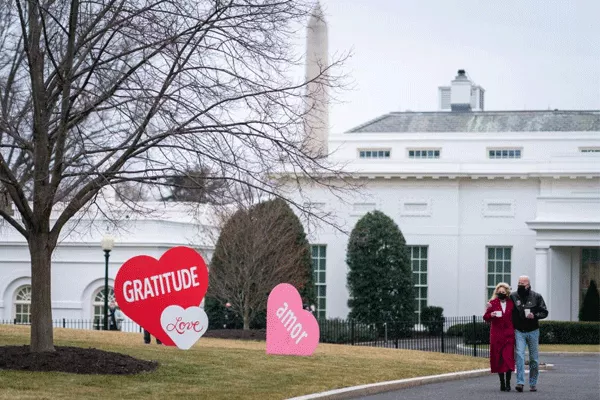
[483,298,515,373]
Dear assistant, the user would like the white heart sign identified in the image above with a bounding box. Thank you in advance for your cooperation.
[160,305,209,350]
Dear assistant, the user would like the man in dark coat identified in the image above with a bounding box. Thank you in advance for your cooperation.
[510,275,548,392]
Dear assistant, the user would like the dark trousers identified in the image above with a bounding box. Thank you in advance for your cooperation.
[143,329,162,344]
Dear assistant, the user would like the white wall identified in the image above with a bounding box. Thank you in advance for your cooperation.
[550,247,575,321]
[0,205,216,323]
[295,176,542,319]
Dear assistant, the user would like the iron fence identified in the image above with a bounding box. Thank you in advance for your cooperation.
[316,315,490,358]
[0,315,491,358]
[1,318,144,333]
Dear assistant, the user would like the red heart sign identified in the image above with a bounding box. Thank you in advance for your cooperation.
[114,246,209,346]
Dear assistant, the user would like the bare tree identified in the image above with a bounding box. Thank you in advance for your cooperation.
[208,198,313,330]
[160,165,228,204]
[0,0,353,352]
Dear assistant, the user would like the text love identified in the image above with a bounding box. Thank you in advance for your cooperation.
[165,316,204,334]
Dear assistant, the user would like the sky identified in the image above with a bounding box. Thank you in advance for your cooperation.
[308,0,600,133]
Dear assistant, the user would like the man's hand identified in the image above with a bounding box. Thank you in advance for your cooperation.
[526,313,535,319]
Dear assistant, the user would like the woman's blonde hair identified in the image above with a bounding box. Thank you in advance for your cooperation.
[489,282,511,302]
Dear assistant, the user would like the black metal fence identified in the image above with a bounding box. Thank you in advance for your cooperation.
[0,318,144,333]
[316,315,490,358]
[0,315,491,358]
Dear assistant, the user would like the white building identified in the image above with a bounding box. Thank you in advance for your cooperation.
[291,68,600,322]
[0,195,218,330]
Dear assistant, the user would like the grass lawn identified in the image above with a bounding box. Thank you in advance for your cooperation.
[474,344,600,353]
[0,325,487,400]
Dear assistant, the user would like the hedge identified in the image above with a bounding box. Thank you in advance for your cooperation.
[318,319,379,344]
[539,321,599,344]
[447,320,600,345]
[421,306,444,335]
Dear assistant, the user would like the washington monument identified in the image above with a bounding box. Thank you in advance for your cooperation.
[303,2,329,158]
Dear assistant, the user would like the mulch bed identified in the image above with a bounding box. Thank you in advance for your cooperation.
[0,345,158,375]
[203,329,266,341]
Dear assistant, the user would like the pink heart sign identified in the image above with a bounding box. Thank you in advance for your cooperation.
[266,283,319,356]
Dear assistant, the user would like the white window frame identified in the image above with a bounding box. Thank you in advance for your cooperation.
[358,148,391,159]
[486,246,512,300]
[93,287,115,329]
[408,148,441,159]
[310,245,327,319]
[487,148,522,159]
[13,285,32,324]
[409,246,428,324]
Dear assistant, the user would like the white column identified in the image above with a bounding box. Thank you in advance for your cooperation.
[535,246,550,318]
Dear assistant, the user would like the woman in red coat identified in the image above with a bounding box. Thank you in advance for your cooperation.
[483,282,515,392]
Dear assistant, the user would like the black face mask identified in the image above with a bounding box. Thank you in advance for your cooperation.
[517,285,529,296]
[497,293,507,300]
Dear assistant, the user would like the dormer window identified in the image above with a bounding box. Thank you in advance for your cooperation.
[488,148,522,159]
[408,149,440,159]
[359,149,391,159]
[580,147,600,153]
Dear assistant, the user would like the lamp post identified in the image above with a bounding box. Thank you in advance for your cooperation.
[224,302,231,329]
[101,234,115,330]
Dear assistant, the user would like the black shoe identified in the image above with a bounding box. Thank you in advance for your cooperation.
[516,384,524,392]
[505,384,511,392]
[500,382,506,391]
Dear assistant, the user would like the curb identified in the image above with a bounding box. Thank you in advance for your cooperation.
[287,364,557,400]
[539,352,599,356]
[286,368,490,400]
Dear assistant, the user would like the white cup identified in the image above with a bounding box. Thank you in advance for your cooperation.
[525,308,531,317]
[495,311,503,317]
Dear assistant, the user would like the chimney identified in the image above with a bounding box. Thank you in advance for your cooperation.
[450,70,472,111]
[438,69,485,112]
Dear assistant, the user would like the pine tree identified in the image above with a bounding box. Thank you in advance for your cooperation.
[346,210,414,326]
[579,279,600,322]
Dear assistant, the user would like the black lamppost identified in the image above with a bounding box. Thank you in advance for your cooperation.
[224,302,231,329]
[101,234,115,330]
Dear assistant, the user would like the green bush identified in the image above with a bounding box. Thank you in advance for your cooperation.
[447,320,600,345]
[463,322,490,344]
[446,322,471,337]
[539,321,600,344]
[421,306,444,335]
[318,319,379,344]
[579,280,600,322]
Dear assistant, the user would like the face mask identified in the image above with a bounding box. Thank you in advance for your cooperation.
[517,285,529,296]
[497,293,507,300]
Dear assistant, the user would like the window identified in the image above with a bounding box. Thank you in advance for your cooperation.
[580,147,600,153]
[310,245,327,319]
[488,148,522,159]
[93,287,115,329]
[486,247,512,300]
[410,246,428,324]
[408,149,440,159]
[358,149,391,159]
[14,285,32,324]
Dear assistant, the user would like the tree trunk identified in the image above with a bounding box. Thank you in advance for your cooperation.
[28,233,55,352]
[243,306,250,331]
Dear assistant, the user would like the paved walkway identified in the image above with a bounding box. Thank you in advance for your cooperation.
[357,356,600,400]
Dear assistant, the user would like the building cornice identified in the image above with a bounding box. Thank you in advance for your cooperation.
[526,220,600,231]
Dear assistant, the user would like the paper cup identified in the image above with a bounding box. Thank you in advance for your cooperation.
[525,308,531,317]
